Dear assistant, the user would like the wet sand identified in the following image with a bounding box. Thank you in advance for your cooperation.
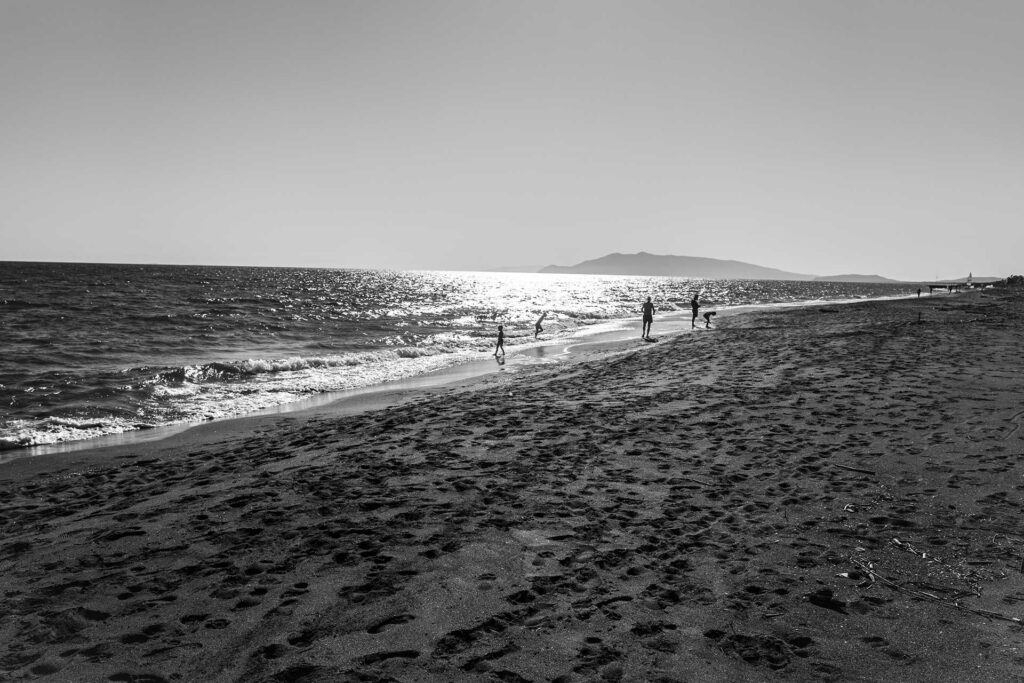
[2,290,1023,682]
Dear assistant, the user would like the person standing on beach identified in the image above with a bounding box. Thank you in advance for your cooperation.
[690,294,700,329]
[535,312,547,339]
[494,324,505,356]
[641,297,655,338]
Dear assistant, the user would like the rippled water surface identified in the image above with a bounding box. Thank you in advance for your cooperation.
[1,262,917,449]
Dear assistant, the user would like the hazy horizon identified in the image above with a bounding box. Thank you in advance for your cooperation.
[3,1,1022,281]
[0,251,998,282]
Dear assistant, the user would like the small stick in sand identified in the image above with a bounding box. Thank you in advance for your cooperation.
[851,557,1022,624]
[834,463,876,475]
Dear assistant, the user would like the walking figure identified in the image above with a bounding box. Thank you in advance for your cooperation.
[494,324,505,356]
[641,297,655,339]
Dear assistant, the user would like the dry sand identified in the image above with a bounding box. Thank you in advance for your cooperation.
[2,290,1024,682]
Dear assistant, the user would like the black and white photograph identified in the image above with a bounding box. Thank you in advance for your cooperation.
[2,1,1023,680]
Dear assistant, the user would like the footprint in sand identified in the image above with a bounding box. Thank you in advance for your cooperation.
[107,673,169,682]
[861,635,915,662]
[360,650,420,665]
[286,628,320,648]
[256,643,289,660]
[367,614,416,634]
[204,618,231,630]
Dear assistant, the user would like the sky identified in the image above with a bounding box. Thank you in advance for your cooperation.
[2,1,1022,281]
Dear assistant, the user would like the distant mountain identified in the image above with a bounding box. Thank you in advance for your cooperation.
[814,274,903,284]
[539,252,815,280]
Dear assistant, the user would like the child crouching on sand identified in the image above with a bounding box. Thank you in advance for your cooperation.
[703,311,716,328]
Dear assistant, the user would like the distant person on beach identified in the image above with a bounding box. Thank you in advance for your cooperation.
[690,294,700,328]
[703,311,716,328]
[917,288,922,298]
[535,312,547,339]
[494,325,505,356]
[641,297,655,338]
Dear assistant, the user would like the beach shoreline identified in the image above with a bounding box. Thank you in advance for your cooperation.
[2,290,921,464]
[2,288,1022,681]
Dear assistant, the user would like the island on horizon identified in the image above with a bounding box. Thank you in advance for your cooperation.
[537,251,898,283]
[532,251,997,284]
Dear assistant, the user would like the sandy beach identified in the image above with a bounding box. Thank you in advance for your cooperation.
[2,290,1023,682]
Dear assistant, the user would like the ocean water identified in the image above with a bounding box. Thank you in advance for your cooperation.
[1,262,917,451]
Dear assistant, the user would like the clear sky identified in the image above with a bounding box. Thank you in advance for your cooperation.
[2,1,1021,280]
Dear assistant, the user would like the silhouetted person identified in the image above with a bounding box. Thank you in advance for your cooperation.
[494,324,505,356]
[535,312,547,339]
[703,311,716,328]
[917,288,922,298]
[641,297,655,338]
[690,294,700,328]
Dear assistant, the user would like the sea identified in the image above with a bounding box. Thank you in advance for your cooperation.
[1,262,919,453]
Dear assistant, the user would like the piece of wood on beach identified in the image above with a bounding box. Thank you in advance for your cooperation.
[834,463,876,475]
[850,558,1022,624]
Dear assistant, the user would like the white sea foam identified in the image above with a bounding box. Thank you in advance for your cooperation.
[0,416,146,450]
[151,384,201,398]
